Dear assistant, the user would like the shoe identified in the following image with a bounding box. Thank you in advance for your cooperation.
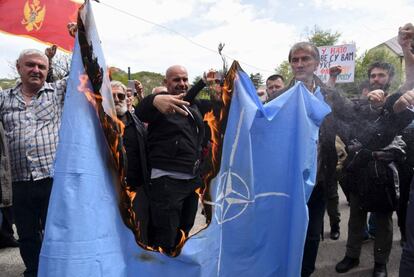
[330,230,340,240]
[0,237,19,248]
[335,256,359,273]
[372,263,387,277]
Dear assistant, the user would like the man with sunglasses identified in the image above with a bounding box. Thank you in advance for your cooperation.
[111,80,151,244]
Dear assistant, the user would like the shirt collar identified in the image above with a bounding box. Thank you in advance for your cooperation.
[11,81,54,97]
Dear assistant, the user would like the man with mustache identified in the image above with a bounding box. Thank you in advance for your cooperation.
[335,23,414,277]
[0,48,67,277]
[111,80,150,244]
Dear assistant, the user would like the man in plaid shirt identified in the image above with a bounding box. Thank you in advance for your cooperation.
[0,48,66,277]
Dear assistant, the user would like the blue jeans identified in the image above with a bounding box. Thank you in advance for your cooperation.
[12,178,53,277]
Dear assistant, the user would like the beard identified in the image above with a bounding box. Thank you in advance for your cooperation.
[115,104,128,116]
[369,81,390,92]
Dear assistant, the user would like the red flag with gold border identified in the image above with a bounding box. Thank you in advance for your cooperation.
[0,0,82,52]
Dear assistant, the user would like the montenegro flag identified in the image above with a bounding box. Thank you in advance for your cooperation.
[0,0,82,52]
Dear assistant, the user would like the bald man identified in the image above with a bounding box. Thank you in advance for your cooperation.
[136,65,206,255]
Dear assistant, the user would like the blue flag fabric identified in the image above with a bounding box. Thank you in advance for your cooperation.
[39,2,331,276]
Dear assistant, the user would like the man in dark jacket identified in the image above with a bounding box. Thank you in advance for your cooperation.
[136,65,205,255]
[279,41,341,277]
[336,23,414,277]
[0,120,18,249]
[111,80,150,244]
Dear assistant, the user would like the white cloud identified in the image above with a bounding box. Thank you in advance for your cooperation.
[1,0,414,84]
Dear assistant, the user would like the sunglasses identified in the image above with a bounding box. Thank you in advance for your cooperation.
[113,93,126,101]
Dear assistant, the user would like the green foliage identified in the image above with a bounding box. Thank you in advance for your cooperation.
[249,73,263,89]
[275,61,293,83]
[307,25,341,47]
[0,78,17,90]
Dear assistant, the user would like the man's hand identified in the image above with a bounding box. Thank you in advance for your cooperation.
[398,23,414,50]
[329,65,342,78]
[153,93,190,116]
[367,89,385,107]
[67,22,78,38]
[45,45,57,60]
[134,80,144,101]
[393,90,414,113]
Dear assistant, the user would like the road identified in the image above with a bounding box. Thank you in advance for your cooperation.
[0,189,404,276]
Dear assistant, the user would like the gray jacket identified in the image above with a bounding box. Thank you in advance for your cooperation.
[0,121,12,207]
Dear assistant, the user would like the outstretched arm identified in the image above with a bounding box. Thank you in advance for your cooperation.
[135,93,190,122]
[327,65,342,88]
[398,23,414,93]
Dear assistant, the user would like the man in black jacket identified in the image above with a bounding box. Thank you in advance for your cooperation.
[280,41,341,277]
[335,23,414,277]
[111,80,150,244]
[136,65,205,255]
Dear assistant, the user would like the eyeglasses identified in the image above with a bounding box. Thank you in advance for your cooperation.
[113,93,126,101]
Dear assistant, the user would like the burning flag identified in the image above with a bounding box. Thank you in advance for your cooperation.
[39,1,331,276]
[0,0,81,52]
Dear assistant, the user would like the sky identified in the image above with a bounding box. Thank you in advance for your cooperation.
[1,0,414,82]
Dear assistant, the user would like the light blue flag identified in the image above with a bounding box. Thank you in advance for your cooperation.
[124,65,331,277]
[39,2,132,276]
[39,2,331,276]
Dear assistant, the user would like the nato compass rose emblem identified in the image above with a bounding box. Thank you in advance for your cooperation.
[211,108,289,224]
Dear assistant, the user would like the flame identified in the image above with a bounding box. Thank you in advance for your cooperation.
[76,9,158,255]
[199,63,238,225]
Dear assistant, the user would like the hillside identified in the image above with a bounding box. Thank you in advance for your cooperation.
[110,68,164,96]
[0,78,17,90]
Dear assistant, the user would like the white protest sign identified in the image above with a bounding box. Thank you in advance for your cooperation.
[316,44,356,83]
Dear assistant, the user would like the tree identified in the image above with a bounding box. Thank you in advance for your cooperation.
[306,25,341,47]
[275,61,293,83]
[249,73,263,89]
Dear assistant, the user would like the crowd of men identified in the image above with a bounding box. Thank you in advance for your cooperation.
[1,21,414,277]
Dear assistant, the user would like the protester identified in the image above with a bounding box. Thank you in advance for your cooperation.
[152,86,168,94]
[265,74,285,101]
[257,86,268,103]
[0,48,67,277]
[126,79,143,112]
[335,23,414,277]
[135,65,206,255]
[325,65,343,241]
[277,42,340,277]
[126,87,135,112]
[0,120,16,249]
[396,22,414,277]
[110,80,150,244]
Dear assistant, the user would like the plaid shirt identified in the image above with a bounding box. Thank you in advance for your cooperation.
[0,80,67,181]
